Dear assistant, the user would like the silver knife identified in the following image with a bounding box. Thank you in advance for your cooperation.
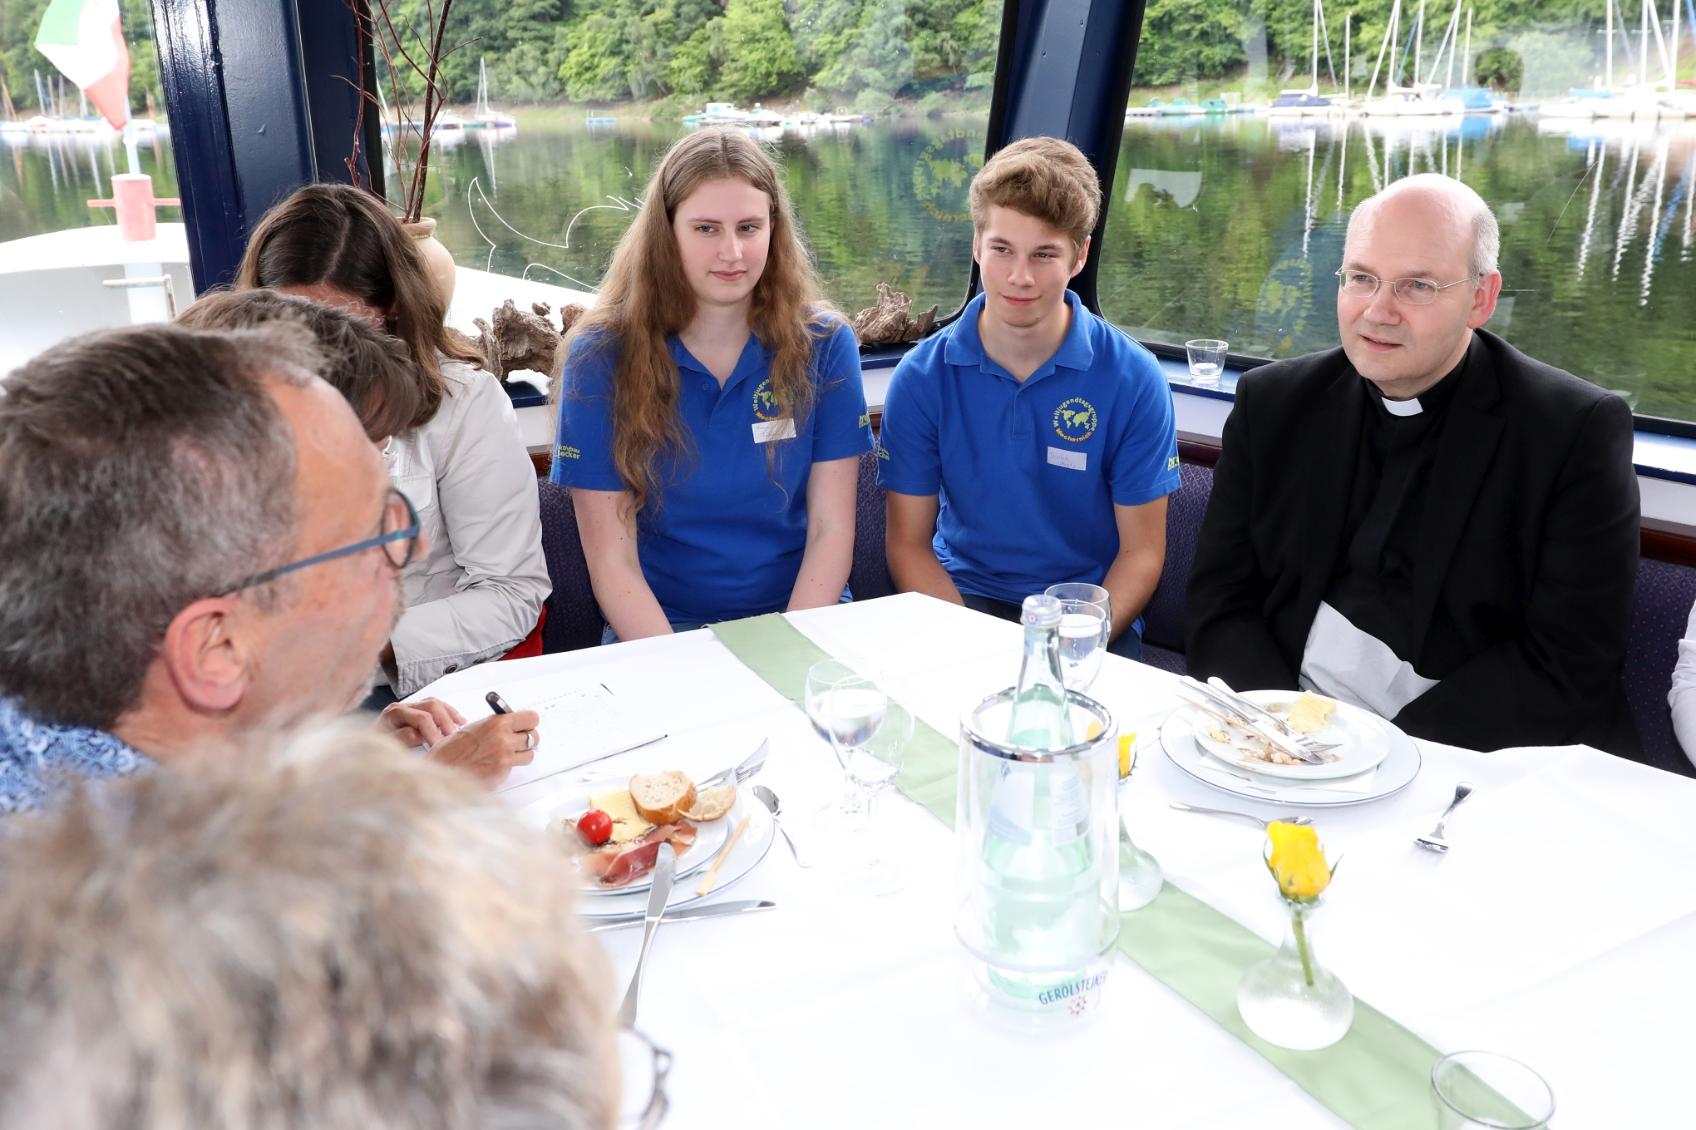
[1208,676,1303,739]
[588,899,776,933]
[697,738,770,791]
[617,841,676,1027]
[1178,678,1326,764]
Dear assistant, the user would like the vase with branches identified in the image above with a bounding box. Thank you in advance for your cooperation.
[344,0,468,225]
[343,0,469,305]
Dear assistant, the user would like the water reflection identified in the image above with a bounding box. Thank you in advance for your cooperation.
[4,113,1693,419]
[1104,114,1696,419]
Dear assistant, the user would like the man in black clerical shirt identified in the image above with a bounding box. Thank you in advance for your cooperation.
[1187,174,1640,754]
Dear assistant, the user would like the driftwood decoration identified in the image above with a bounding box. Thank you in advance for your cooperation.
[851,282,938,346]
[471,299,585,380]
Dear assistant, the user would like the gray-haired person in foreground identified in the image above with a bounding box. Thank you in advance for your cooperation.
[0,321,541,812]
[0,723,620,1129]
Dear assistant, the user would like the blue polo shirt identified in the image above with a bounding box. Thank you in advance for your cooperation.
[879,290,1179,607]
[553,321,873,624]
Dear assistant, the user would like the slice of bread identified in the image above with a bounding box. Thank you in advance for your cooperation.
[629,770,697,825]
[684,783,736,822]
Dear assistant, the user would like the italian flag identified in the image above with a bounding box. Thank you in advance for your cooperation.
[34,0,130,130]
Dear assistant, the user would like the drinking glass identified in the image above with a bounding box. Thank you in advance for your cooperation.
[1184,338,1229,385]
[805,658,885,835]
[833,699,913,896]
[1044,582,1111,626]
[1431,1051,1554,1130]
[1054,599,1108,692]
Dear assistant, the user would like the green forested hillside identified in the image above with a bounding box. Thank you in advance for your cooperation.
[0,1,1631,117]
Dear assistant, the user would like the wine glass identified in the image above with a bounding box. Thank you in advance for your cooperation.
[833,699,913,896]
[1055,599,1108,692]
[805,658,885,835]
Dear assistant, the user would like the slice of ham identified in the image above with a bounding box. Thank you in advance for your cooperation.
[580,820,699,888]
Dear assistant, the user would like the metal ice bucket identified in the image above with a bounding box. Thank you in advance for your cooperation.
[955,688,1120,1023]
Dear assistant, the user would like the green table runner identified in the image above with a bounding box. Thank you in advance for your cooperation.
[713,613,1511,1130]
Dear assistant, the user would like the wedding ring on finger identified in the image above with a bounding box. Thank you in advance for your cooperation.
[524,730,538,752]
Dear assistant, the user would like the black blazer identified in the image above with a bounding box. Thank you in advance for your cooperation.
[1185,329,1640,755]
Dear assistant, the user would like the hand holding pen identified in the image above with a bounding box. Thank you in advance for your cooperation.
[409,691,541,788]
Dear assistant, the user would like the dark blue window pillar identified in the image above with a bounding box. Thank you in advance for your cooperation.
[980,0,1148,314]
[148,0,377,293]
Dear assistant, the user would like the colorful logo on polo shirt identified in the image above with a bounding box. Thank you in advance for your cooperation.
[752,378,780,421]
[1052,397,1098,443]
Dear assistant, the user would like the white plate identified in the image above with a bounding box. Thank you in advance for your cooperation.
[517,787,775,918]
[1160,705,1422,808]
[1186,690,1392,781]
[521,780,733,896]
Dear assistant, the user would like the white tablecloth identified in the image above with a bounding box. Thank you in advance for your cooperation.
[418,593,1695,1127]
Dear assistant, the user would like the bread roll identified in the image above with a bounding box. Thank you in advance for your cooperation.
[629,770,697,825]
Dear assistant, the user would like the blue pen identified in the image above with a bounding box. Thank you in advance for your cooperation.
[485,690,513,715]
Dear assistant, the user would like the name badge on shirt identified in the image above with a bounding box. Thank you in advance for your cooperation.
[1046,446,1088,471]
[752,419,797,444]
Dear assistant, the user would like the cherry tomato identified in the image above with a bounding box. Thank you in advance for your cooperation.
[577,809,613,847]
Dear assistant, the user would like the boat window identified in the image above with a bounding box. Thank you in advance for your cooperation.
[1101,2,1696,428]
[0,9,186,377]
[407,3,1008,344]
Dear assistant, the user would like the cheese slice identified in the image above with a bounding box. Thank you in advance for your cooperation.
[588,788,654,845]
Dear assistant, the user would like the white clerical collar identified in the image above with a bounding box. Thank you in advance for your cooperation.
[1380,395,1424,417]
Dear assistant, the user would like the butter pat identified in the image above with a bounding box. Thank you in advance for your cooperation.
[1285,692,1337,734]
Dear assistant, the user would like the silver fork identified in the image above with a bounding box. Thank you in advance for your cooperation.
[1205,677,1344,756]
[1414,783,1474,853]
[1177,683,1333,765]
[1168,801,1313,829]
[696,739,770,792]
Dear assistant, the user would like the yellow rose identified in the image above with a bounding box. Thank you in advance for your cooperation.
[1266,820,1332,902]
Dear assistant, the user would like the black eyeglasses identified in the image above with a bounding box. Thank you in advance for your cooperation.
[1335,268,1481,306]
[617,1027,672,1129]
[215,487,420,597]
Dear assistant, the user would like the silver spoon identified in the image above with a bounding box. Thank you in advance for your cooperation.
[1168,801,1313,829]
[752,785,809,868]
[1415,782,1474,853]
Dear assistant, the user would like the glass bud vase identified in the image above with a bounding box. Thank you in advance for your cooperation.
[1236,898,1354,1050]
[1117,823,1164,911]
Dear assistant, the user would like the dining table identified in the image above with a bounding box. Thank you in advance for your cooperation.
[415,592,1694,1127]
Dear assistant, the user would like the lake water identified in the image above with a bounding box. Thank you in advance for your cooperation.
[5,111,1693,421]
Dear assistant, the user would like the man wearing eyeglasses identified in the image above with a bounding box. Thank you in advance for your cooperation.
[1188,173,1639,754]
[0,322,541,813]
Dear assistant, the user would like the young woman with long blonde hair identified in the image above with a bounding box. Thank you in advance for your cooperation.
[553,129,872,640]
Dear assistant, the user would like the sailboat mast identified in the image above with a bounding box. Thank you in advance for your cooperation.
[1345,12,1353,98]
[1640,0,1650,87]
[1444,0,1463,88]
[1464,6,1473,88]
[1312,0,1321,93]
[1367,0,1401,100]
[1414,0,1425,84]
[1607,0,1615,89]
[1673,0,1681,93]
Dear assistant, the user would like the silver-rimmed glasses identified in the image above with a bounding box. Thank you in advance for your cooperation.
[1335,268,1481,305]
[215,486,420,596]
[617,1027,672,1129]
